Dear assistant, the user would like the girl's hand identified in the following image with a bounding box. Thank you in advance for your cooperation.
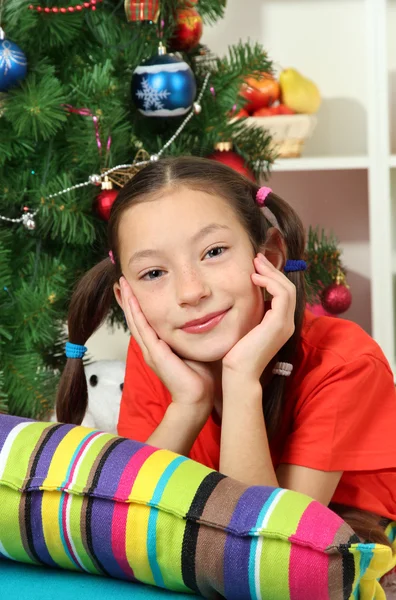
[120,277,216,410]
[222,254,296,381]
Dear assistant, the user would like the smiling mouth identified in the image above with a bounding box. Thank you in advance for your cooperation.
[181,309,230,334]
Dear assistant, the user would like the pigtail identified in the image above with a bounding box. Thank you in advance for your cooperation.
[56,258,117,425]
[259,192,307,439]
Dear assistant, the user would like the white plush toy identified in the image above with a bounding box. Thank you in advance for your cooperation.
[81,360,126,434]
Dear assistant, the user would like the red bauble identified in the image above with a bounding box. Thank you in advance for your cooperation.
[207,150,255,181]
[170,8,203,52]
[321,283,352,315]
[95,188,119,221]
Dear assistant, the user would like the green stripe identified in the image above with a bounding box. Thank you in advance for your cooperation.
[2,423,51,489]
[154,510,190,592]
[257,492,311,599]
[0,487,30,561]
[69,494,100,574]
[157,460,212,516]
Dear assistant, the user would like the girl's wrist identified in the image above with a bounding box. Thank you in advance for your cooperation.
[168,400,212,427]
[222,373,263,406]
[222,365,262,388]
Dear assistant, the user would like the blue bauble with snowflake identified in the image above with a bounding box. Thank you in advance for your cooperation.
[132,47,196,117]
[0,29,28,92]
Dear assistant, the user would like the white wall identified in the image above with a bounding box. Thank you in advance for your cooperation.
[87,0,374,361]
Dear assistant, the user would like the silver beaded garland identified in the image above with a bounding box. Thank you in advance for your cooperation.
[89,174,102,185]
[21,212,36,230]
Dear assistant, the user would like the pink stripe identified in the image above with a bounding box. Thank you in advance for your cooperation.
[113,445,158,501]
[111,445,158,577]
[289,502,343,600]
[65,431,102,489]
[111,503,136,579]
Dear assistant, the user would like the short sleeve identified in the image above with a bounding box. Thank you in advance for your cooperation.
[280,354,396,472]
[117,337,171,442]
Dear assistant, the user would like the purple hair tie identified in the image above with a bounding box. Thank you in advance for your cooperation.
[284,260,307,273]
[109,250,115,265]
[256,186,272,206]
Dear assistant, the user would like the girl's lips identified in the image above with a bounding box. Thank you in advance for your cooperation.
[181,309,229,334]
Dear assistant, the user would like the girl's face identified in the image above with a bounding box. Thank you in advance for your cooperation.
[116,186,265,362]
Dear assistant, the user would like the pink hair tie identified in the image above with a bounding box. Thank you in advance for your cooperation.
[256,186,272,206]
[256,186,280,230]
[109,250,115,265]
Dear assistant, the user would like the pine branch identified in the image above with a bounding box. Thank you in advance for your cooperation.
[304,227,346,304]
[210,41,273,82]
[0,371,8,414]
[5,69,67,141]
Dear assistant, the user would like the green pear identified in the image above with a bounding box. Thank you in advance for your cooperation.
[279,68,321,114]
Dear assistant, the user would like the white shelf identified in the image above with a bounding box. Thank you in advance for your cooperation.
[272,156,370,172]
[389,155,396,167]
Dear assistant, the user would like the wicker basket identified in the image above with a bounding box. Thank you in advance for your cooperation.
[246,114,318,158]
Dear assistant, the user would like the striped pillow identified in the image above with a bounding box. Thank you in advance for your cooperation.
[0,414,394,599]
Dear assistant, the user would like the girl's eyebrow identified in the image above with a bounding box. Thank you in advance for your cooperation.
[191,223,231,243]
[129,224,231,266]
[129,249,160,266]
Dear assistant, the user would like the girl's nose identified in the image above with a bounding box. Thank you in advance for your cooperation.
[176,268,211,307]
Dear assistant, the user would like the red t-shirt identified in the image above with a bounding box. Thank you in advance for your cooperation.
[118,310,396,520]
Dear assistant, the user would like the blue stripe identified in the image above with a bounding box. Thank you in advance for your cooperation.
[248,488,283,598]
[147,456,188,587]
[386,523,396,543]
[248,536,260,600]
[354,544,375,599]
[60,432,97,489]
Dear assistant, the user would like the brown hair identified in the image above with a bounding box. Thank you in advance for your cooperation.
[56,156,306,435]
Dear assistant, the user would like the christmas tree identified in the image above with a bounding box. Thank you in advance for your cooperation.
[0,0,275,418]
[305,227,352,316]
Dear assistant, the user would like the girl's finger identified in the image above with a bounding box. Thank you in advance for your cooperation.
[251,273,295,316]
[120,278,147,353]
[255,255,296,292]
[252,260,294,297]
[127,291,164,359]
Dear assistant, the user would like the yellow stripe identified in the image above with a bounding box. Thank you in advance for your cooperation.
[41,428,95,489]
[128,449,179,503]
[125,503,155,585]
[123,449,183,585]
[41,490,76,570]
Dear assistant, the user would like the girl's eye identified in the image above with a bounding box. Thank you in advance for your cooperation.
[141,269,164,281]
[205,246,226,259]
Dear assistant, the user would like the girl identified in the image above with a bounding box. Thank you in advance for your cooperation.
[57,156,396,558]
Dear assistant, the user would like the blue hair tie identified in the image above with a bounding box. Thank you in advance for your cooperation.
[65,342,87,359]
[284,259,307,273]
